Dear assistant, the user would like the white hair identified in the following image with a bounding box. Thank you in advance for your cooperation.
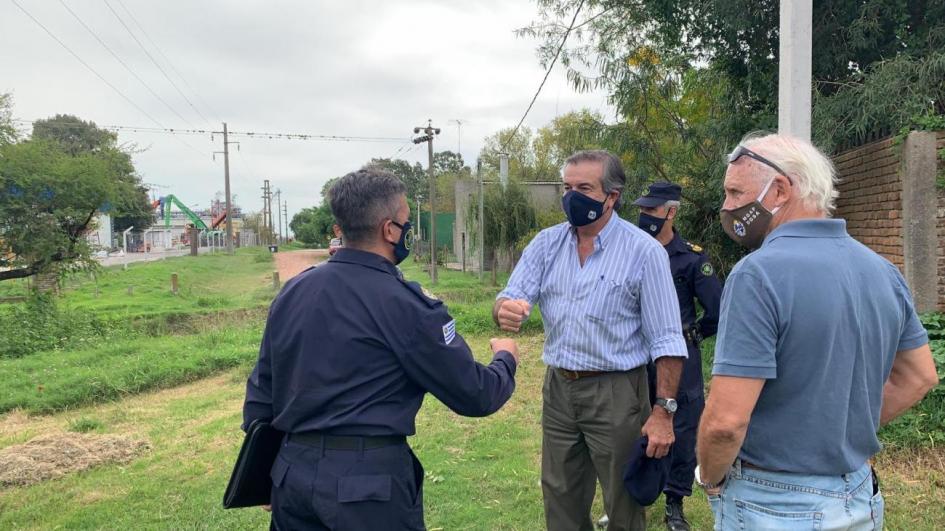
[664,200,681,209]
[737,133,839,214]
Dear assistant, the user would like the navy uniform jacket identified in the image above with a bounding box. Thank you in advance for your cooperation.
[243,248,517,436]
[665,231,723,400]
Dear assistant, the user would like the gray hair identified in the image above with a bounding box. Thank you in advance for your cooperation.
[735,132,839,214]
[664,200,681,209]
[563,150,627,208]
[328,167,406,245]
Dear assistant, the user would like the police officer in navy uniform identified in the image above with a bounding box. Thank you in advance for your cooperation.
[634,182,722,531]
[243,168,520,530]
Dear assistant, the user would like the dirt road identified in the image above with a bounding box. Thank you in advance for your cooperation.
[273,249,329,281]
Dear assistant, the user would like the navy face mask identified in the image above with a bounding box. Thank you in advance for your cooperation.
[638,211,671,237]
[389,220,412,264]
[562,190,607,227]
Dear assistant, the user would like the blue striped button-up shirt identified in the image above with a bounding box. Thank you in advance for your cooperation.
[498,214,687,371]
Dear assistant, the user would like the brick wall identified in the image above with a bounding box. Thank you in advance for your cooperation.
[937,131,945,310]
[833,137,905,270]
[833,132,945,311]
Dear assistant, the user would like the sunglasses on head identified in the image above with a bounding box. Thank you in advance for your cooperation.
[727,146,794,185]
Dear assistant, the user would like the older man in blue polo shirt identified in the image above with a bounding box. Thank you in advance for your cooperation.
[494,150,687,531]
[696,133,938,529]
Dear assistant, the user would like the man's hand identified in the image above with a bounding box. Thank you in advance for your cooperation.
[496,299,530,332]
[641,408,674,458]
[490,338,519,363]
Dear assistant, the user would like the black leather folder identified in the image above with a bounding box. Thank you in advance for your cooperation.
[222,419,284,508]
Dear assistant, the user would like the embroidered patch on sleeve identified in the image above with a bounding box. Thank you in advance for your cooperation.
[701,263,714,276]
[442,319,457,344]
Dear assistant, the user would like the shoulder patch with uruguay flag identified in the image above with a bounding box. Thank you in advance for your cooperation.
[442,319,457,344]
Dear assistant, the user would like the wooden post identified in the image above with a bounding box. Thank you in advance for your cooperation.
[171,273,179,295]
[272,271,280,290]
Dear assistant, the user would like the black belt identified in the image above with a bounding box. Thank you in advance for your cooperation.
[290,432,406,450]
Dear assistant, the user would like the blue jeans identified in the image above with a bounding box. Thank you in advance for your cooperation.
[708,459,883,530]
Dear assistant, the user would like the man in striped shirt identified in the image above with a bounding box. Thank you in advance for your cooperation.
[494,150,688,531]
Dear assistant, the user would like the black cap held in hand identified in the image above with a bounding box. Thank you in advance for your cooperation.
[622,435,671,506]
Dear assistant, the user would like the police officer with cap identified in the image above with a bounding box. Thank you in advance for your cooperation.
[243,167,520,530]
[634,182,722,531]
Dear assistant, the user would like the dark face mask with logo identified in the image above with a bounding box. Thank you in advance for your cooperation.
[389,220,412,264]
[562,190,610,227]
[719,176,780,249]
[638,210,672,237]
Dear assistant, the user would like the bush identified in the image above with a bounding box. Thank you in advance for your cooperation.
[879,313,945,448]
[0,294,125,358]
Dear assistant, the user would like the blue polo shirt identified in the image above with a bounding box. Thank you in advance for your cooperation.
[713,219,929,475]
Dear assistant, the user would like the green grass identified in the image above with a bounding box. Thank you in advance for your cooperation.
[1,338,941,530]
[0,323,263,415]
[0,252,942,528]
[59,247,277,319]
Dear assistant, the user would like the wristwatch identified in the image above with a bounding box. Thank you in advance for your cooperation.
[695,465,727,490]
[654,397,678,414]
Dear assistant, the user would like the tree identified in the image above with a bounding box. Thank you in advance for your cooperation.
[0,93,16,147]
[364,158,427,207]
[466,179,538,284]
[31,115,152,232]
[289,205,335,247]
[0,140,124,281]
[433,150,468,176]
[241,212,275,246]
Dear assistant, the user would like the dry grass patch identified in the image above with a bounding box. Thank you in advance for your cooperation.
[0,432,150,487]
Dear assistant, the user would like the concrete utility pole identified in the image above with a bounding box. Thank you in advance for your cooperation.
[477,158,484,283]
[282,200,289,242]
[213,123,238,254]
[266,180,275,246]
[275,189,282,244]
[261,180,274,246]
[413,120,441,283]
[778,0,813,140]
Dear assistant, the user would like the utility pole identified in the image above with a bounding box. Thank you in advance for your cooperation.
[413,120,441,283]
[274,189,282,244]
[477,158,484,283]
[282,200,289,242]
[266,180,275,246]
[261,180,273,246]
[212,123,238,254]
[778,0,812,140]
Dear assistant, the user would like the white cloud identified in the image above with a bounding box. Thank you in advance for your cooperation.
[1,0,611,222]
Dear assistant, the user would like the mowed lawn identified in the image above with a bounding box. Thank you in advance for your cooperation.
[0,253,942,529]
[1,333,943,529]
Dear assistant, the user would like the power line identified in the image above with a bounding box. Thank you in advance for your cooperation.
[56,0,196,128]
[501,0,585,152]
[12,119,410,143]
[11,0,165,129]
[115,0,220,125]
[104,0,209,126]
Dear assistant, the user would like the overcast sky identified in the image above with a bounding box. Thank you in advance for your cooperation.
[2,0,613,227]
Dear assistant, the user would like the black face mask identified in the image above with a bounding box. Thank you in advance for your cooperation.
[389,220,412,264]
[562,190,608,227]
[638,211,671,237]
